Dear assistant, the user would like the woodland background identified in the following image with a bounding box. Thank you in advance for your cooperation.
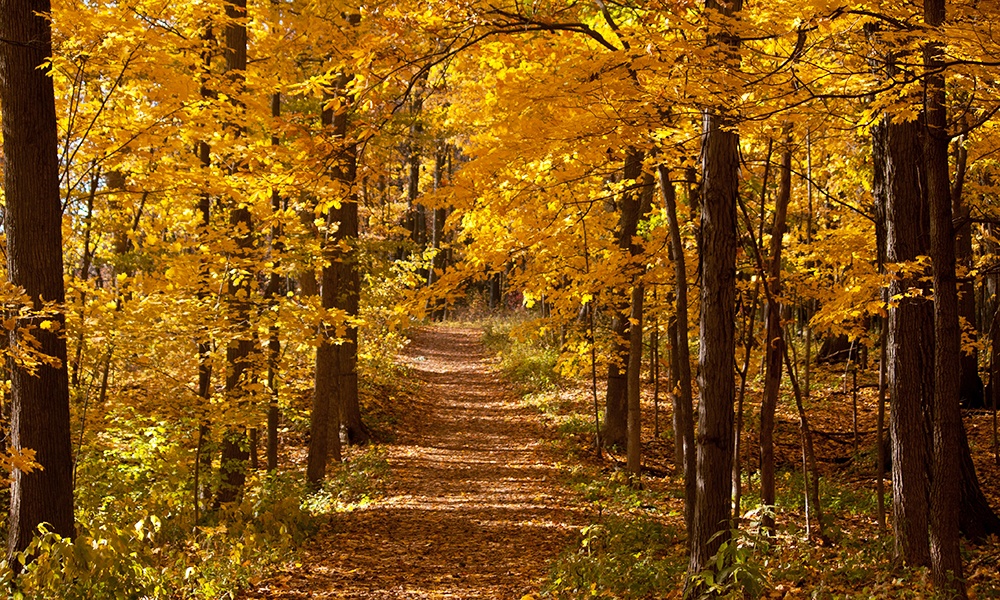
[1,0,1000,598]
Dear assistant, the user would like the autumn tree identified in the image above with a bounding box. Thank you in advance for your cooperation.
[689,0,742,575]
[0,0,76,557]
[604,149,648,449]
[924,0,965,594]
[215,0,253,507]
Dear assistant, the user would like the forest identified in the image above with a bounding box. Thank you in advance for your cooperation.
[1,0,1000,598]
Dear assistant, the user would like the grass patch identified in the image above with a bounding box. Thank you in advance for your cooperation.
[482,321,560,394]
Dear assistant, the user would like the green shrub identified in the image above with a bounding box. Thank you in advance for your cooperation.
[688,527,770,600]
[545,515,684,599]
[482,322,560,393]
[302,445,391,514]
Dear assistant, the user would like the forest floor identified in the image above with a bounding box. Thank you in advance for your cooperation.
[239,320,1000,598]
[241,326,586,599]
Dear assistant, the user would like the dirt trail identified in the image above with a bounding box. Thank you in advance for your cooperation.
[245,326,584,599]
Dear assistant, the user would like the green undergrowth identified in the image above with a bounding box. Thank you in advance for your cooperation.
[482,317,968,599]
[2,444,391,599]
[482,320,561,393]
[546,469,688,599]
[483,319,693,597]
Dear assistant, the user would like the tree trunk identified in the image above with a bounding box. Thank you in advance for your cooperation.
[760,135,793,536]
[307,288,340,487]
[194,39,214,515]
[626,283,644,477]
[876,114,934,567]
[603,148,646,449]
[924,2,966,593]
[216,0,252,507]
[326,36,368,446]
[659,168,696,539]
[335,186,368,445]
[668,315,683,466]
[689,14,741,569]
[266,91,283,472]
[957,421,1000,540]
[1,0,76,558]
[951,135,981,408]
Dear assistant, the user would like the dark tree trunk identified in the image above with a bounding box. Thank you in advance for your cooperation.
[957,422,1000,540]
[194,28,214,516]
[266,91,283,472]
[952,136,980,408]
[307,278,340,487]
[306,70,368,484]
[626,283,644,476]
[603,148,646,449]
[488,272,502,309]
[924,2,966,594]
[326,33,369,445]
[760,136,793,536]
[335,164,368,445]
[0,0,76,558]
[216,0,252,507]
[689,31,741,573]
[876,114,934,567]
[668,315,683,466]
[659,168,696,538]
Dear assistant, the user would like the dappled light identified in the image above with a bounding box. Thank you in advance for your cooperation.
[242,327,586,598]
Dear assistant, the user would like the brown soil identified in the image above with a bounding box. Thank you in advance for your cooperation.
[243,326,585,599]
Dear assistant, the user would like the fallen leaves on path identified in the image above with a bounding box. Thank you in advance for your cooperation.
[242,326,586,599]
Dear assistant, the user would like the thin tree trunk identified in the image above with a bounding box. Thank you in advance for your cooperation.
[266,91,283,472]
[626,283,644,477]
[781,327,826,542]
[603,149,646,449]
[668,314,683,467]
[659,167,696,539]
[733,278,759,525]
[952,133,980,408]
[71,166,101,390]
[877,312,888,536]
[193,22,215,515]
[760,135,793,536]
[581,215,602,458]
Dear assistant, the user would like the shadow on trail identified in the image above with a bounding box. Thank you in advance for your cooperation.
[243,326,584,599]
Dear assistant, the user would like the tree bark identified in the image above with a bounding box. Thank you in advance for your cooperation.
[1,0,76,558]
[603,148,646,449]
[876,114,934,567]
[194,26,215,518]
[266,91,283,472]
[924,1,966,594]
[216,0,252,507]
[952,137,980,408]
[659,168,696,538]
[306,72,365,484]
[626,282,644,476]
[760,135,793,536]
[689,0,741,566]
